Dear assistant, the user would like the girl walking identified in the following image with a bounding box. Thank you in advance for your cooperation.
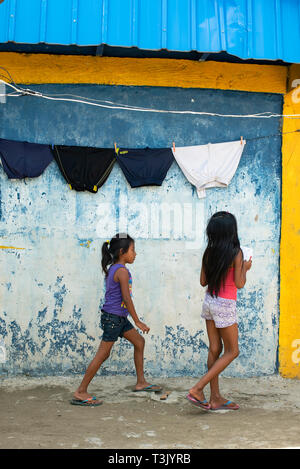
[72,233,161,406]
[187,212,252,411]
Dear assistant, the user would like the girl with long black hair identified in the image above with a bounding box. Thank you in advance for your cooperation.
[187,212,252,411]
[71,233,161,406]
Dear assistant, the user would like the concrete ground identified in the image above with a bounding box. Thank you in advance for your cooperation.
[0,374,299,449]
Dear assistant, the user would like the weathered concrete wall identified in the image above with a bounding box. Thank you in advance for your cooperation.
[0,84,282,377]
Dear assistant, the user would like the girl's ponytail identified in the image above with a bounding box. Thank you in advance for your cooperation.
[101,241,113,276]
[101,233,134,276]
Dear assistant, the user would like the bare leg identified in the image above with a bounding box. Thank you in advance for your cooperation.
[189,323,239,409]
[122,328,150,389]
[188,320,222,405]
[74,340,114,401]
[205,320,223,401]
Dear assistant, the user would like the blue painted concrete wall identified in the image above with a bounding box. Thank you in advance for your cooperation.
[0,84,282,377]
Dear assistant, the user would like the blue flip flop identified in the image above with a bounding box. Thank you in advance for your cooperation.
[133,384,162,392]
[70,396,103,406]
[210,400,239,411]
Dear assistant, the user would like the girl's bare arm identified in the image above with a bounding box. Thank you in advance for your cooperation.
[115,268,150,333]
[234,250,252,289]
[200,263,208,287]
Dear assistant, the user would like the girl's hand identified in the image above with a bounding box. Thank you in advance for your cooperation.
[243,257,252,271]
[135,320,150,334]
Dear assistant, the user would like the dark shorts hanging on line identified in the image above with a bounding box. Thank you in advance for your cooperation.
[0,138,54,179]
[116,147,174,187]
[54,145,116,193]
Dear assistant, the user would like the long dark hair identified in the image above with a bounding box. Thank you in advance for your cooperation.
[101,233,134,276]
[203,212,240,297]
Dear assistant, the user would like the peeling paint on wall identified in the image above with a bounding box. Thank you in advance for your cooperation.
[0,84,282,377]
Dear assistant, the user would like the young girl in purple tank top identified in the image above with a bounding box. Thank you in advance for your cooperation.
[187,212,252,411]
[71,233,162,406]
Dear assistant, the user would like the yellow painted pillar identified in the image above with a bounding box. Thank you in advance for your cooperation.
[279,84,300,378]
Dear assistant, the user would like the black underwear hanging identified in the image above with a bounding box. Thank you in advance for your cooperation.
[54,145,116,193]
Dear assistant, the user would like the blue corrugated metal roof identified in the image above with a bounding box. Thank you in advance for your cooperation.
[0,0,299,63]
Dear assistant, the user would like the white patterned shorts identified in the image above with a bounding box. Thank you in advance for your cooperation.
[201,292,237,328]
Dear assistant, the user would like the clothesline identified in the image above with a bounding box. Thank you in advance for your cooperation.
[1,74,300,142]
[1,74,300,119]
[0,137,247,199]
[0,128,293,198]
[0,65,297,199]
[245,129,300,141]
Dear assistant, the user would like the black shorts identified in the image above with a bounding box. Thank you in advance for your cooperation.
[100,311,134,342]
[54,145,116,193]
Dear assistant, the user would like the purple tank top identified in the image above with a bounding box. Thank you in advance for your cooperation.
[102,263,132,317]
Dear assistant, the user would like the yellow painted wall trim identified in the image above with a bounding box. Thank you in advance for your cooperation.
[0,246,25,250]
[0,52,287,93]
[279,84,300,379]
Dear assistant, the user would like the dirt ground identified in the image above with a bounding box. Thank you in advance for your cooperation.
[0,374,299,449]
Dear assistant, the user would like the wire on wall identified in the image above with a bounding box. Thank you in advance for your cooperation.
[1,73,300,120]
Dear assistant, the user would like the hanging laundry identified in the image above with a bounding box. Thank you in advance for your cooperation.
[116,147,174,188]
[172,139,246,198]
[54,145,116,193]
[0,138,54,179]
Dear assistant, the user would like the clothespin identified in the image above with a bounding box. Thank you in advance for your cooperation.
[172,141,176,153]
[240,136,243,145]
